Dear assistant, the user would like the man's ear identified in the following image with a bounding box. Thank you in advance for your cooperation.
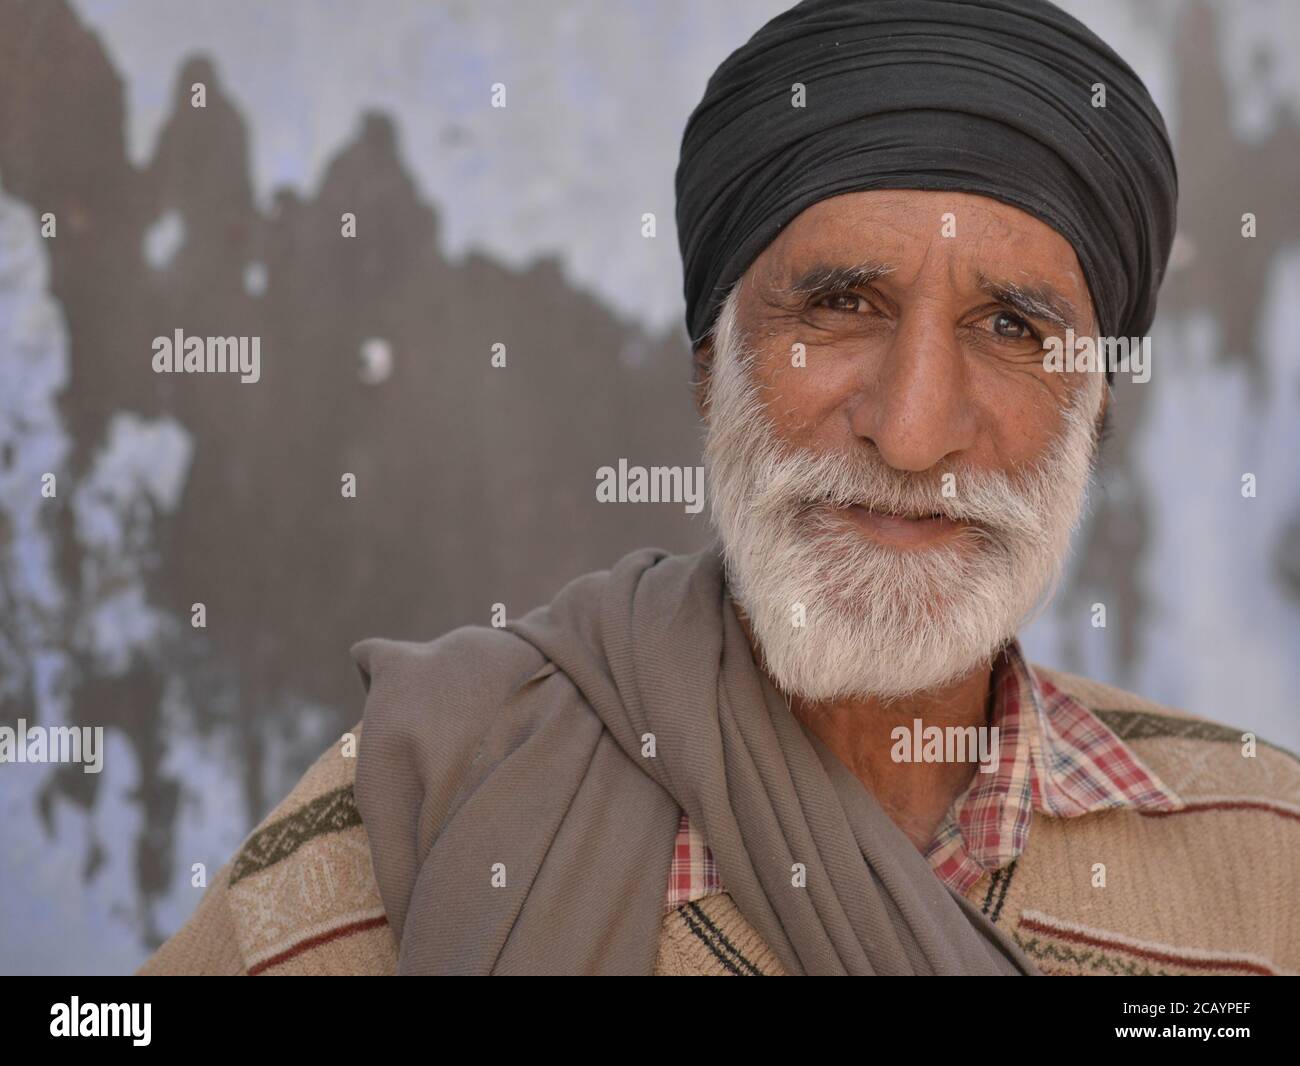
[693,339,715,420]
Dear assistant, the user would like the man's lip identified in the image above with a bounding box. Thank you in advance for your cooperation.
[838,504,968,547]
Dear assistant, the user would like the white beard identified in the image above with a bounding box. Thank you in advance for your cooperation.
[702,288,1104,703]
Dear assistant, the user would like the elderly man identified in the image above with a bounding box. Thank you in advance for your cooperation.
[142,0,1298,976]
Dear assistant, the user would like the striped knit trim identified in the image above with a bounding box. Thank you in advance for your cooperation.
[247,909,389,976]
[1014,910,1287,976]
[978,860,1017,924]
[1139,794,1300,824]
[229,785,362,886]
[671,900,774,976]
[1093,709,1300,764]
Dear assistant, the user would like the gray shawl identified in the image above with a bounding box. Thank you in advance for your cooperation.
[352,543,1038,975]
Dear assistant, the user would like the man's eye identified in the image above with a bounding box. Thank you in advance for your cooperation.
[814,290,866,313]
[990,311,1035,339]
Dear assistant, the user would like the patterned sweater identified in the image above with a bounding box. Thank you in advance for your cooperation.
[138,665,1300,976]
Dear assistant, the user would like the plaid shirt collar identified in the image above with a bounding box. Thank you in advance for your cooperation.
[921,640,1183,894]
[666,639,1183,909]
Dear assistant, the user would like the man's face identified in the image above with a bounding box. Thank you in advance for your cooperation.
[700,189,1107,702]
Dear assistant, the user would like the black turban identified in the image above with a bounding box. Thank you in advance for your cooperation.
[675,0,1178,358]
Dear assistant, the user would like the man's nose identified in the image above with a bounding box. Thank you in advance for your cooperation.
[846,307,977,472]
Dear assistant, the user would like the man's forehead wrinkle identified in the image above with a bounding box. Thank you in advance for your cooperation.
[998,257,1085,299]
[958,203,1013,236]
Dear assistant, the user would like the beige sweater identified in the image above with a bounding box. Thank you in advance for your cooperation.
[138,665,1300,976]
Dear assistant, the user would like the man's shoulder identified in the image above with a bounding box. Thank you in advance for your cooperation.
[352,623,548,692]
[139,614,551,976]
[348,622,563,776]
[138,721,396,975]
[1031,662,1300,806]
[1012,665,1299,974]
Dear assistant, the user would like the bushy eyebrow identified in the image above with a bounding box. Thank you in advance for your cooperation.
[770,261,1080,332]
[772,260,895,301]
[976,272,1078,332]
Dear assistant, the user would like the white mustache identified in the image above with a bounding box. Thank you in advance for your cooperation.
[744,440,1051,543]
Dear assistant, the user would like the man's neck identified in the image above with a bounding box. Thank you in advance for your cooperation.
[734,603,995,853]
